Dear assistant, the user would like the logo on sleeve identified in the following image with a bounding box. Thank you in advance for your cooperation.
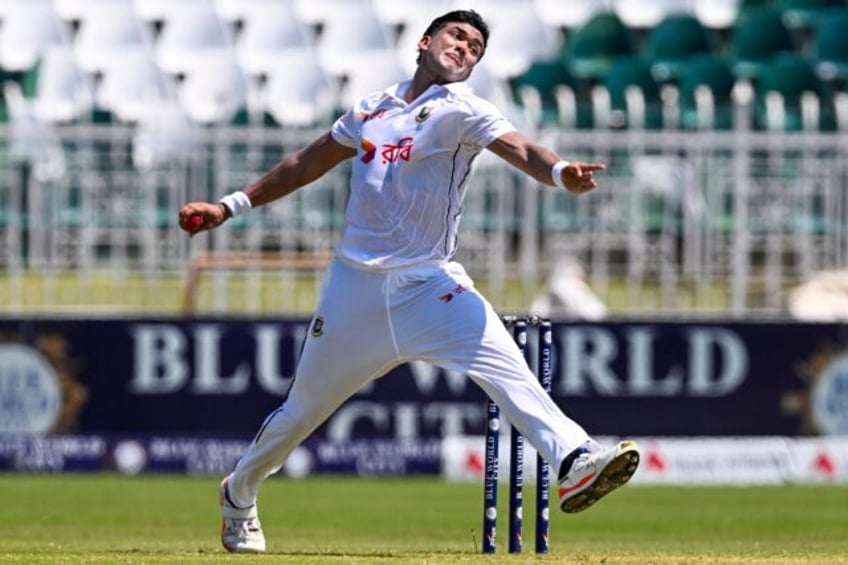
[361,109,387,123]
[439,284,468,303]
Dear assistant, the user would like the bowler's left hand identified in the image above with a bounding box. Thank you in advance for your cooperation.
[562,162,606,195]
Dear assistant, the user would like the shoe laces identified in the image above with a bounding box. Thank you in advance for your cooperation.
[569,448,605,476]
[245,518,262,534]
[225,516,262,538]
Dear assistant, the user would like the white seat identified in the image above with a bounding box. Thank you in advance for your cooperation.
[132,100,197,168]
[396,23,426,76]
[467,61,518,121]
[317,3,394,78]
[155,2,233,75]
[236,2,314,76]
[264,48,339,127]
[212,0,252,23]
[450,0,527,12]
[613,0,691,29]
[0,0,15,19]
[29,46,94,123]
[293,0,372,27]
[177,50,248,124]
[467,62,506,102]
[97,49,178,123]
[73,2,152,75]
[372,0,453,27]
[214,0,286,23]
[532,0,612,29]
[0,0,70,72]
[692,0,741,29]
[132,0,195,23]
[483,6,562,79]
[54,0,116,22]
[3,81,66,181]
[339,50,406,109]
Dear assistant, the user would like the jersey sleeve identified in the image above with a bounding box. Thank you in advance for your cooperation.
[330,105,360,149]
[331,91,387,148]
[460,97,517,149]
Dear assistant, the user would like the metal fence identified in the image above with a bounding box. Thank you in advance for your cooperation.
[1,121,846,317]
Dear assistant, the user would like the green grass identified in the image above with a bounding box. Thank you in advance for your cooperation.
[0,271,740,317]
[1,475,847,564]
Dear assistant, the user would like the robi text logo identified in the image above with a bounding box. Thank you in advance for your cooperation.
[360,137,414,165]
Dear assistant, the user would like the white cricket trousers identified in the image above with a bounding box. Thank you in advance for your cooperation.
[226,256,590,508]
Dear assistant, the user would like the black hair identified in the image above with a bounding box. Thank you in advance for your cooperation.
[416,10,489,65]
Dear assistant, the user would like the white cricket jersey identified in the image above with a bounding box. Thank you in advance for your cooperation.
[330,79,516,268]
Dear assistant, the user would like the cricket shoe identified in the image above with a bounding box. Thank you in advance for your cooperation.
[558,440,640,514]
[220,476,266,553]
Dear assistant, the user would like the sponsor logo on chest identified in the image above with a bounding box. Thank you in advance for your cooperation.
[358,104,437,165]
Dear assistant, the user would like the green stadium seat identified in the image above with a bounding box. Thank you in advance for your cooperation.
[677,55,737,130]
[20,58,41,100]
[0,86,8,124]
[564,12,635,81]
[811,8,848,85]
[730,6,797,79]
[510,59,592,129]
[779,0,847,30]
[737,0,778,18]
[598,56,663,129]
[230,107,277,127]
[644,14,716,83]
[754,53,835,130]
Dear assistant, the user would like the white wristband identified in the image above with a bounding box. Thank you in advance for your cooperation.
[551,160,570,189]
[218,191,252,217]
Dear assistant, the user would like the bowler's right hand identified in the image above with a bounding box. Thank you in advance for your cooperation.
[178,202,230,235]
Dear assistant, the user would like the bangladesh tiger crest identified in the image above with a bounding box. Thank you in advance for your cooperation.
[415,105,432,124]
[311,317,325,338]
[415,105,432,130]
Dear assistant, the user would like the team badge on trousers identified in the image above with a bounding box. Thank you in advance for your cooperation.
[311,317,325,337]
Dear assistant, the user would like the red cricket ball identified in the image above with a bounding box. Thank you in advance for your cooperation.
[182,213,204,232]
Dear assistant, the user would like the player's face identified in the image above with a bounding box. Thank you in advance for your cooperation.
[418,22,485,83]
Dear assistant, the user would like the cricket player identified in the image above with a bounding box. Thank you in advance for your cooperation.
[179,9,640,554]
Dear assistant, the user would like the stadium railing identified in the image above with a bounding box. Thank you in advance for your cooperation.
[0,116,846,318]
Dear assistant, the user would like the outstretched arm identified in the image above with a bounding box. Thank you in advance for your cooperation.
[486,131,605,195]
[178,131,356,233]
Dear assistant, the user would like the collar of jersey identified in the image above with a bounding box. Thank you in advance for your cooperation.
[384,79,473,105]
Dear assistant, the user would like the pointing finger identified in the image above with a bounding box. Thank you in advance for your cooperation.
[579,162,606,173]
